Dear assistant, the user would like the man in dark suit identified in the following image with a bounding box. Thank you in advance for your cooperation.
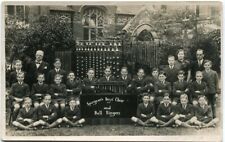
[191,49,205,80]
[27,50,49,87]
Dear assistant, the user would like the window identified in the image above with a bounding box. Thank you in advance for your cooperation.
[196,5,200,17]
[82,7,105,40]
[6,5,28,22]
[211,6,217,17]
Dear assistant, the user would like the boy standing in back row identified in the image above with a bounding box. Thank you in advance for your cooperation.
[202,60,220,118]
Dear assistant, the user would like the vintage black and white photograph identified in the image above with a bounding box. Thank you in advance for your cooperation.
[1,1,222,141]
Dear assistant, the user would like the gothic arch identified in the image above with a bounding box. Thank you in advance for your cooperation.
[132,24,158,41]
[79,5,107,14]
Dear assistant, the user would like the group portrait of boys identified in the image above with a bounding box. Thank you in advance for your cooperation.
[5,48,220,130]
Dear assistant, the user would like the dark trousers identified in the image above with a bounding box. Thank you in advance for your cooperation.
[206,93,216,118]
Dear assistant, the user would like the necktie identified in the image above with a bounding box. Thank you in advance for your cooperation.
[198,60,201,66]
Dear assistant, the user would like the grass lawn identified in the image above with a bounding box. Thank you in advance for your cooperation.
[5,123,222,136]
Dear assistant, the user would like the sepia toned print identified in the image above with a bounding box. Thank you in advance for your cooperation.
[2,1,222,141]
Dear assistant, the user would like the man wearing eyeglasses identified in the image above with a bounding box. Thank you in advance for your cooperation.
[191,49,205,81]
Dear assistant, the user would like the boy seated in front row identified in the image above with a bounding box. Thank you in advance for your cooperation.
[10,72,30,121]
[189,96,218,129]
[190,71,208,106]
[12,97,36,130]
[131,93,165,126]
[159,94,195,128]
[56,97,85,127]
[172,70,189,105]
[32,94,61,129]
[156,94,176,127]
[49,74,67,117]
[31,73,49,109]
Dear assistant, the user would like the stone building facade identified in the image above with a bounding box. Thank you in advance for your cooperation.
[5,4,221,42]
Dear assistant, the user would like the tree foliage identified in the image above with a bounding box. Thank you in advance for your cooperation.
[5,15,75,65]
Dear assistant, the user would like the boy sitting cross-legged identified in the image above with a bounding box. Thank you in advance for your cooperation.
[32,94,61,129]
[156,94,176,127]
[131,93,165,127]
[160,94,195,128]
[58,97,85,127]
[12,97,36,130]
[189,95,219,129]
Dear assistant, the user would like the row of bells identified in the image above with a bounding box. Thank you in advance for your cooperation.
[75,46,120,52]
[76,41,122,46]
[74,47,122,78]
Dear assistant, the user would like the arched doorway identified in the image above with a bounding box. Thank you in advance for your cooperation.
[131,24,157,42]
